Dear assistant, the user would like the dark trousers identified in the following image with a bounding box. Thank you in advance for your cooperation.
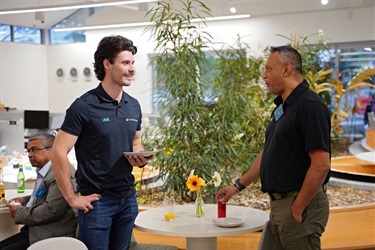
[0,226,30,250]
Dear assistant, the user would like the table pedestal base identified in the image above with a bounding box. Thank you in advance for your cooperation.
[186,237,217,250]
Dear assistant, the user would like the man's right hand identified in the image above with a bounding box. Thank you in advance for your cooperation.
[68,193,101,213]
[9,197,27,206]
[216,186,239,204]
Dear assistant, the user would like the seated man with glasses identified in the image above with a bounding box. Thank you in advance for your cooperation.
[0,133,77,250]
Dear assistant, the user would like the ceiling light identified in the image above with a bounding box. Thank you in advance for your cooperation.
[321,0,328,5]
[202,14,250,22]
[54,14,251,32]
[230,7,237,14]
[0,0,158,15]
[55,21,152,32]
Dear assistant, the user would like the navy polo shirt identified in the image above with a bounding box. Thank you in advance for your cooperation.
[260,80,331,193]
[60,83,142,198]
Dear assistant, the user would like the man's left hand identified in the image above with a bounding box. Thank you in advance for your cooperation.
[125,155,154,167]
[291,202,303,223]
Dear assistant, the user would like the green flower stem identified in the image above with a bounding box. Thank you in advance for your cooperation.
[195,190,204,218]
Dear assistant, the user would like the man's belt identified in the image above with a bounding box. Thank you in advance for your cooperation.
[268,185,327,201]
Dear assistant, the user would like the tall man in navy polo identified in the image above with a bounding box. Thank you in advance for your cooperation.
[51,35,153,250]
[217,45,331,250]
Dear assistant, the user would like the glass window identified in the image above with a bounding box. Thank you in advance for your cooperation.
[0,24,11,42]
[50,8,95,44]
[319,42,375,139]
[318,48,336,76]
[151,53,221,114]
[50,29,86,44]
[13,26,42,44]
[338,47,375,85]
[318,42,375,86]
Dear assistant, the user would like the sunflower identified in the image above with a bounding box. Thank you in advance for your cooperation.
[186,175,206,192]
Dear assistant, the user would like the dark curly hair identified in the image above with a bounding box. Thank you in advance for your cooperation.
[93,35,137,81]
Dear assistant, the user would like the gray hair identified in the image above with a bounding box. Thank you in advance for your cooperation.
[28,133,55,148]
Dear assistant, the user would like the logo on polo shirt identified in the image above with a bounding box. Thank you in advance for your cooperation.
[126,118,138,122]
[102,118,110,122]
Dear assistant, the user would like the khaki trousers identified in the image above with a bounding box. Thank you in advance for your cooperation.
[268,190,329,250]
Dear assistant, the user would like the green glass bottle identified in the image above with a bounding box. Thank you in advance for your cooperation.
[17,165,25,193]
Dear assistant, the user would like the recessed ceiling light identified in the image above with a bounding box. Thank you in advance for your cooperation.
[321,0,328,5]
[230,7,237,14]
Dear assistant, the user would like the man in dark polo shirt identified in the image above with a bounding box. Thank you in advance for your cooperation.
[217,45,330,250]
[51,35,153,250]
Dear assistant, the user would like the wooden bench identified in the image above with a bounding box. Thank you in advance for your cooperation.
[322,203,375,250]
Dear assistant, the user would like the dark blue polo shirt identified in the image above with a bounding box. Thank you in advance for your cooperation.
[60,83,142,198]
[260,80,331,193]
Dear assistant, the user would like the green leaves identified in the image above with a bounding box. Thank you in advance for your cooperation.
[142,4,375,201]
[144,0,217,201]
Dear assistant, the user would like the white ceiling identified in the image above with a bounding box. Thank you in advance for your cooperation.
[0,0,373,30]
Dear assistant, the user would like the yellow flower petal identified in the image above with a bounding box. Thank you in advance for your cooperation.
[186,175,206,192]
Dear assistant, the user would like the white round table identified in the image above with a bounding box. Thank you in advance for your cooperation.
[0,189,33,241]
[356,151,375,163]
[135,204,269,250]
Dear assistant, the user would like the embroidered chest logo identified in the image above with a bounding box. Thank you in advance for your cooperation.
[102,118,110,122]
[126,118,138,122]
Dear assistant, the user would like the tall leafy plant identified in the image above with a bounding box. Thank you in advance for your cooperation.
[144,0,218,201]
[143,5,374,201]
[143,1,271,202]
[210,38,271,176]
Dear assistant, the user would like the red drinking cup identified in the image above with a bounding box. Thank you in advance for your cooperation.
[218,200,226,218]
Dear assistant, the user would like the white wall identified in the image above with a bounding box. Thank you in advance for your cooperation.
[47,27,155,113]
[47,42,98,113]
[207,6,375,52]
[0,43,48,110]
[1,6,374,113]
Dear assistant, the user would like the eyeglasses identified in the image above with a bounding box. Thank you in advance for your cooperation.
[26,146,51,154]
